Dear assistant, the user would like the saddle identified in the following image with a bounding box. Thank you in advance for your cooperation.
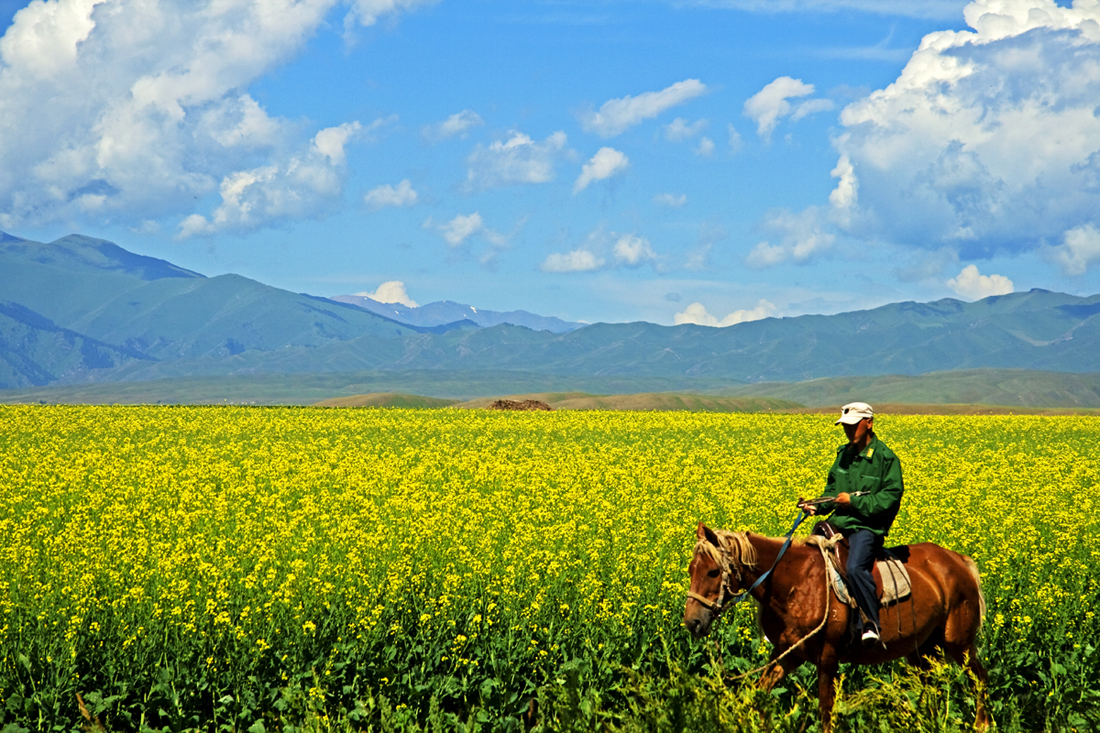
[807,521,912,607]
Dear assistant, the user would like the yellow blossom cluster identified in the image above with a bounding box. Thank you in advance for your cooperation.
[0,405,1096,703]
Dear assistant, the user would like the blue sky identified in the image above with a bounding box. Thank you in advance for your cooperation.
[1,0,1099,325]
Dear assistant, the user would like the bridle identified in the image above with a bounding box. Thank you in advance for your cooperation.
[686,533,746,616]
[687,542,731,614]
[686,510,810,617]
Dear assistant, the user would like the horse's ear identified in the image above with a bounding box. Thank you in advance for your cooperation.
[697,521,719,546]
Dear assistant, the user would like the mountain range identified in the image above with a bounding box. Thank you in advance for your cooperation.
[2,231,1099,392]
[331,294,582,332]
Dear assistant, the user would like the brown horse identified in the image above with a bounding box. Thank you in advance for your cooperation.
[684,521,990,731]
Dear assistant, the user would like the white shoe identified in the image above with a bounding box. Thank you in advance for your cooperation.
[861,627,880,644]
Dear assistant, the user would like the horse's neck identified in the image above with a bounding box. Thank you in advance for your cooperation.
[745,533,782,572]
[741,533,805,598]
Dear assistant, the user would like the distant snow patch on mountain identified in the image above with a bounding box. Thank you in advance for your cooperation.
[331,295,582,333]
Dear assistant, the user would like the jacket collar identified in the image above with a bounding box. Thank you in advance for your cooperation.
[845,434,879,461]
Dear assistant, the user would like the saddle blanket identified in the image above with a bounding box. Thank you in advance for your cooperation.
[806,535,912,607]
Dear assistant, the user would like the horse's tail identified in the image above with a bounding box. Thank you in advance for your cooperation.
[962,554,986,631]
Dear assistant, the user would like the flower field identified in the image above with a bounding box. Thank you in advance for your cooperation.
[0,405,1098,732]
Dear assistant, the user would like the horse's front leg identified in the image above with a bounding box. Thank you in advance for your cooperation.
[754,651,801,732]
[757,650,799,692]
[816,650,841,733]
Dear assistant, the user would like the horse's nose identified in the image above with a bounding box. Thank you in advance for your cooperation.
[685,616,703,637]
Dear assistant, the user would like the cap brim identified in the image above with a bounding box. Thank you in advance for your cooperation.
[836,414,867,425]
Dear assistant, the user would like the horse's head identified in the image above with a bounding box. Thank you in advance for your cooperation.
[684,521,733,638]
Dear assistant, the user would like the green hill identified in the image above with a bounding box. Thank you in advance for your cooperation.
[0,234,442,387]
[314,393,460,408]
[0,301,154,387]
[0,371,743,405]
[721,369,1100,408]
[82,288,1100,384]
[2,233,1100,391]
[5,369,1100,411]
[454,392,800,412]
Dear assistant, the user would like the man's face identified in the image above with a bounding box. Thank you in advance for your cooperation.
[843,417,872,445]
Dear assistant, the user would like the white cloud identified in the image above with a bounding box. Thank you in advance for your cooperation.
[542,228,659,273]
[833,0,1100,259]
[540,249,605,273]
[430,211,511,250]
[573,147,629,193]
[358,114,399,143]
[789,97,835,122]
[177,157,350,238]
[0,0,422,233]
[312,121,361,165]
[613,234,656,266]
[689,1,966,19]
[654,193,687,207]
[684,243,712,270]
[130,219,161,235]
[743,76,833,142]
[578,79,708,137]
[662,117,714,156]
[745,241,786,268]
[727,123,744,152]
[175,119,374,238]
[1045,223,1100,276]
[422,109,483,142]
[664,117,707,142]
[439,212,484,246]
[745,207,835,267]
[674,299,777,327]
[344,0,438,28]
[829,153,858,210]
[946,264,1014,299]
[356,280,418,307]
[463,131,567,190]
[364,179,419,210]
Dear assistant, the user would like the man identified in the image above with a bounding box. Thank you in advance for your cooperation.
[800,402,904,644]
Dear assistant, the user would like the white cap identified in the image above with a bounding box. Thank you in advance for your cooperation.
[835,401,874,425]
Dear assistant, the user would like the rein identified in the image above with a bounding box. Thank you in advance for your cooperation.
[688,509,831,682]
[688,509,809,616]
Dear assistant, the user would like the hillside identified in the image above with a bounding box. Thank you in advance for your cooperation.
[453,392,800,412]
[332,295,582,332]
[100,289,1100,384]
[0,371,740,405]
[0,301,154,387]
[5,369,1100,411]
[314,393,460,408]
[0,233,444,387]
[2,233,1100,393]
[720,369,1100,408]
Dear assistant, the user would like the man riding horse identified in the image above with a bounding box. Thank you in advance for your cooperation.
[800,401,903,644]
[686,401,990,730]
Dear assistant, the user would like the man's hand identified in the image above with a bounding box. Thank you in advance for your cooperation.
[836,492,851,506]
[797,498,817,515]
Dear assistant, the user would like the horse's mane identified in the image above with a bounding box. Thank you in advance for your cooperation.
[695,529,758,571]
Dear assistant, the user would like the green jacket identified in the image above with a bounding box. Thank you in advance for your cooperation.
[819,435,904,537]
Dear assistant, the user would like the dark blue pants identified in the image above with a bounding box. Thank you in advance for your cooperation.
[846,529,883,632]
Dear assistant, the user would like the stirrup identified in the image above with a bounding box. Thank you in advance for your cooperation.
[861,627,880,644]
